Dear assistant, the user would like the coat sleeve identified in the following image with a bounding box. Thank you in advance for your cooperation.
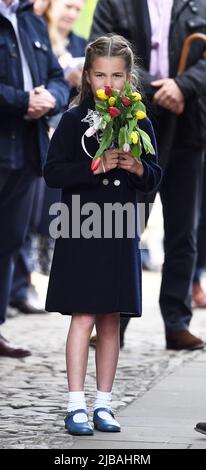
[0,84,29,116]
[89,0,115,40]
[44,111,101,189]
[38,20,70,114]
[175,57,206,99]
[126,119,162,194]
[46,50,70,115]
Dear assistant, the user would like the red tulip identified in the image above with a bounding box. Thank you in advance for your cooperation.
[121,96,131,106]
[105,86,112,96]
[108,107,120,118]
[91,157,101,172]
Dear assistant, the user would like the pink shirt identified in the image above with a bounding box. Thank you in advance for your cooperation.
[147,0,174,78]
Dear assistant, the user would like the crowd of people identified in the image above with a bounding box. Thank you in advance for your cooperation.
[0,0,206,436]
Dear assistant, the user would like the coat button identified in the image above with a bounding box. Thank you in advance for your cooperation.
[102,178,109,186]
[34,41,41,48]
[42,44,48,52]
[114,179,120,186]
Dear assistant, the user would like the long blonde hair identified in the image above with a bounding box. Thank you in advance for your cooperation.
[75,35,138,105]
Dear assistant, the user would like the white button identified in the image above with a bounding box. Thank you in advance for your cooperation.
[114,179,120,186]
[102,179,109,186]
[34,41,41,48]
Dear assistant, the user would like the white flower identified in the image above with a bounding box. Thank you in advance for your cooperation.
[123,143,130,152]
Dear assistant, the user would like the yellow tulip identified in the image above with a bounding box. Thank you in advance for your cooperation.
[132,92,142,101]
[136,110,146,120]
[108,96,116,106]
[130,132,139,144]
[96,89,108,100]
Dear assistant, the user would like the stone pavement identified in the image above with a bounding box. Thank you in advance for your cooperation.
[0,271,206,449]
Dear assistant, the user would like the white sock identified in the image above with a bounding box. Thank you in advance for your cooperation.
[93,390,120,426]
[93,390,112,411]
[67,391,87,423]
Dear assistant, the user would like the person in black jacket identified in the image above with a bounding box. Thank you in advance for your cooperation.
[9,0,87,314]
[89,0,206,350]
[0,0,69,357]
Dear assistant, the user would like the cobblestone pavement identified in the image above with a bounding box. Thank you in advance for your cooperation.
[0,271,206,449]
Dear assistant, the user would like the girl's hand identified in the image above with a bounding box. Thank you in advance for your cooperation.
[118,153,144,177]
[92,149,120,175]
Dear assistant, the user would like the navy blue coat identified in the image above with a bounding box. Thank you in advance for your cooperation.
[0,0,69,172]
[44,95,162,317]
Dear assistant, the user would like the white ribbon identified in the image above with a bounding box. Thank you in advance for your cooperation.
[81,126,97,159]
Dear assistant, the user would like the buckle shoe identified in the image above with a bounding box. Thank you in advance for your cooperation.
[64,409,93,435]
[93,407,121,432]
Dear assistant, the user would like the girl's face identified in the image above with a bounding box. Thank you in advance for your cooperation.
[86,56,130,97]
[57,0,85,36]
[33,0,50,16]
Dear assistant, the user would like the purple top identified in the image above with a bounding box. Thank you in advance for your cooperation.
[147,0,174,78]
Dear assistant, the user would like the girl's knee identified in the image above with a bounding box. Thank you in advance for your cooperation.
[96,313,120,333]
[72,313,96,330]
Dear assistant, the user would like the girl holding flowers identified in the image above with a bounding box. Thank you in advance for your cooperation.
[44,35,162,436]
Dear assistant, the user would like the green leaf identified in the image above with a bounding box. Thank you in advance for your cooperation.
[126,113,133,119]
[94,121,113,158]
[131,141,142,159]
[95,101,108,112]
[118,127,127,149]
[138,128,155,155]
[133,101,146,113]
[128,118,137,135]
[123,81,132,96]
[103,113,112,123]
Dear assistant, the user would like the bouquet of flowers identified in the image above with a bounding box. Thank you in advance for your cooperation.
[81,81,155,172]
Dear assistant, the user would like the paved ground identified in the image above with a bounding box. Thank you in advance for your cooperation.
[0,271,206,449]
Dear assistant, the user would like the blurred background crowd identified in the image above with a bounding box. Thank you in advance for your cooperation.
[1,0,206,357]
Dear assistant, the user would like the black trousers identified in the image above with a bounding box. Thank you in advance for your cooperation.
[159,145,204,334]
[0,165,36,324]
[0,122,40,324]
[120,145,204,339]
[194,152,206,281]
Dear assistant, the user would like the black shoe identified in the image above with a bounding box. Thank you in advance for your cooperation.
[194,422,206,435]
[9,300,47,314]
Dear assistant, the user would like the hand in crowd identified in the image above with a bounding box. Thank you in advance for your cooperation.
[28,86,56,119]
[92,149,144,177]
[151,78,185,115]
[65,65,83,87]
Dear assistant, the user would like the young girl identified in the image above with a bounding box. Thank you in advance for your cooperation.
[44,35,162,436]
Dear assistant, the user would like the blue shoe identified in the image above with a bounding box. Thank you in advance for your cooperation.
[93,407,121,432]
[64,409,93,435]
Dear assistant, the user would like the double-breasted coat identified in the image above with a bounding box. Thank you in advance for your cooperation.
[44,95,162,317]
